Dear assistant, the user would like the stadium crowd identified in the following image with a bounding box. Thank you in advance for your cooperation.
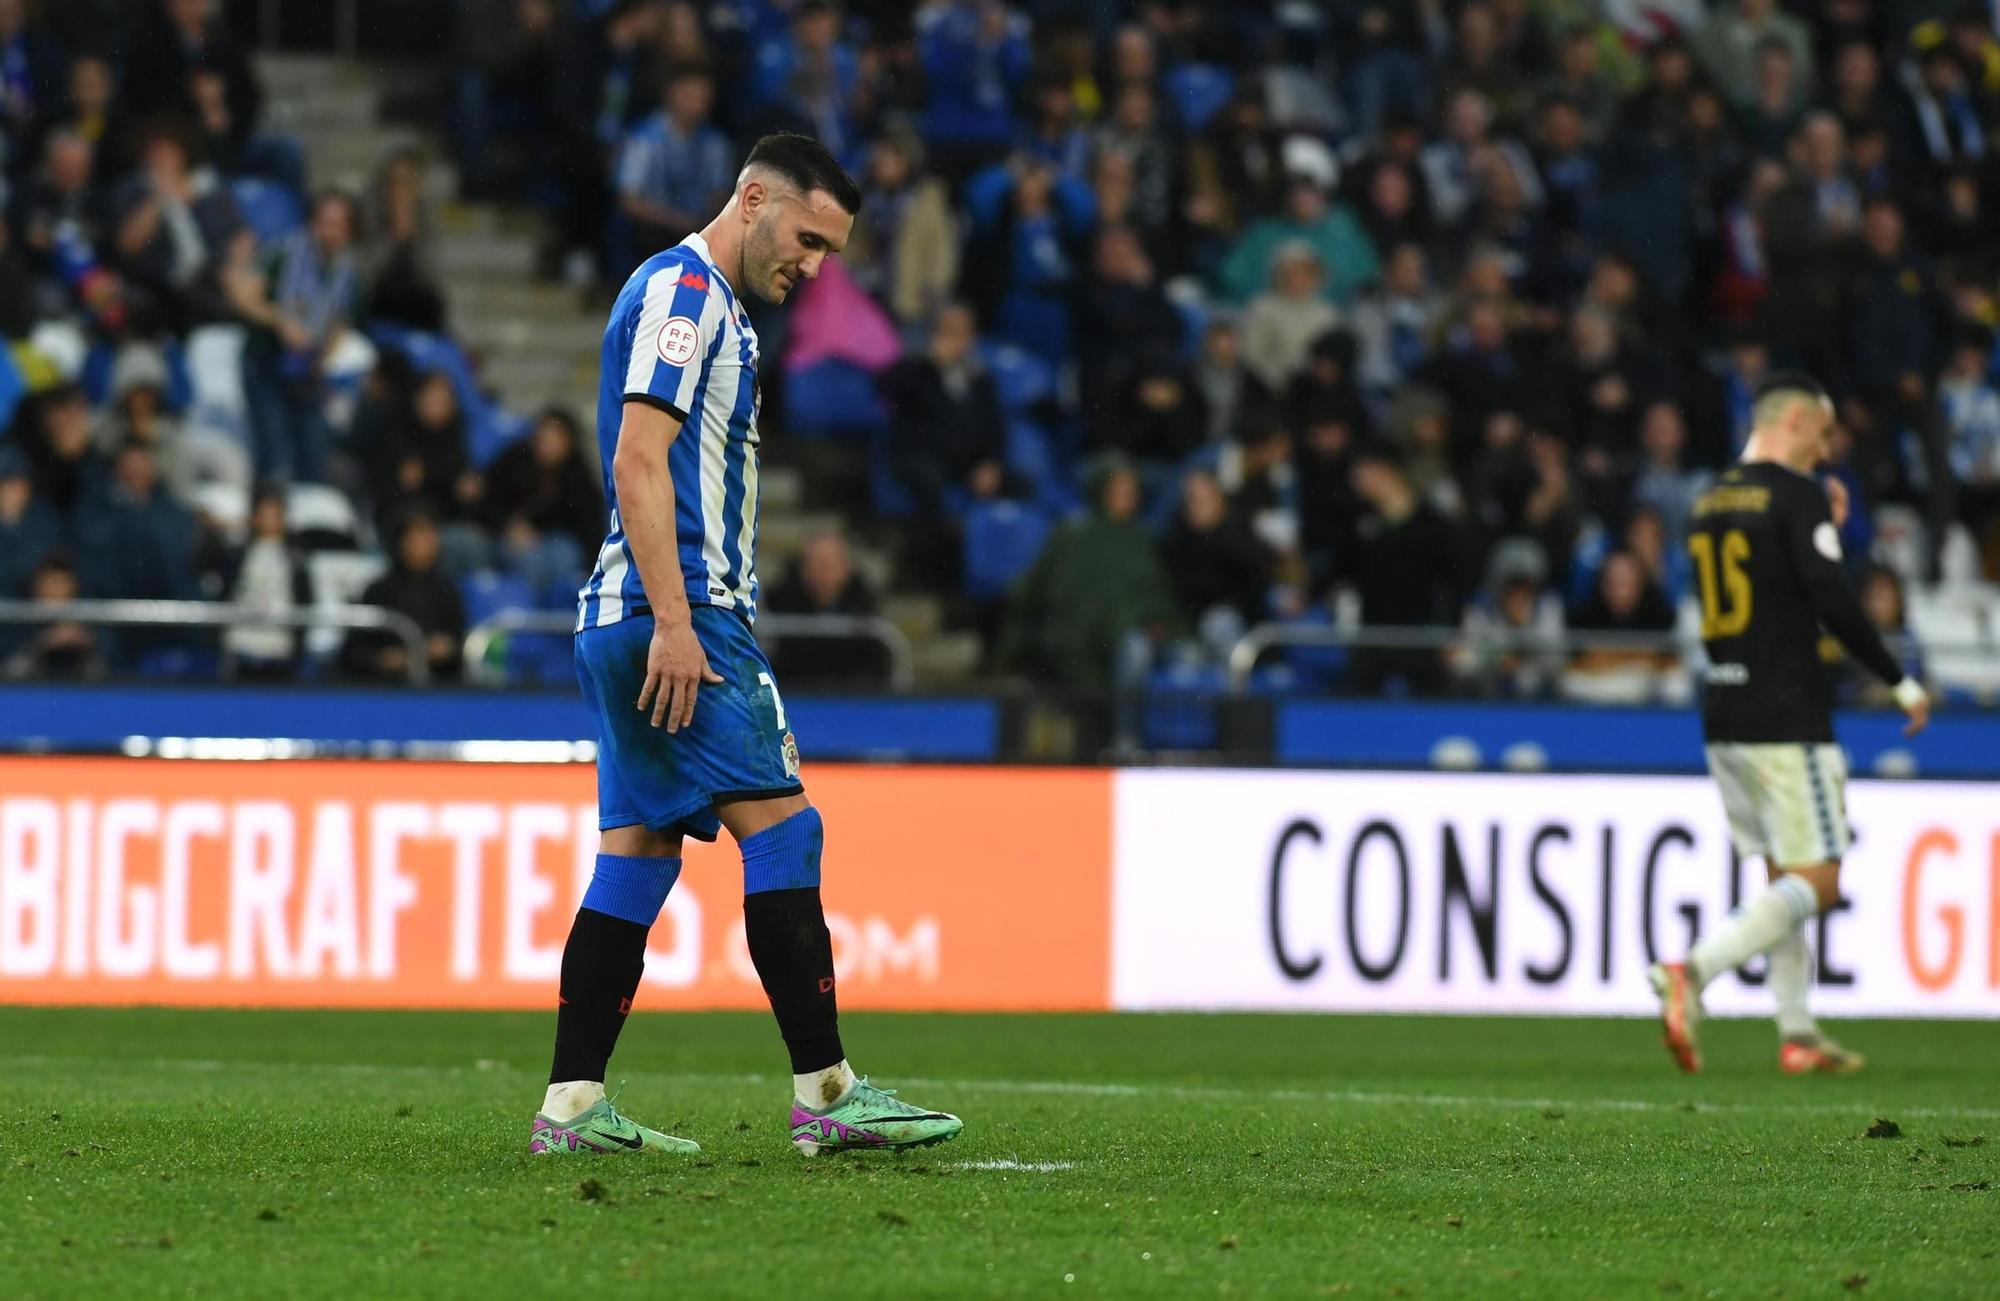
[2,0,1997,709]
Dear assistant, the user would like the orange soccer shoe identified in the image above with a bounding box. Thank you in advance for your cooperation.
[1780,1036,1866,1075]
[1647,962,1703,1073]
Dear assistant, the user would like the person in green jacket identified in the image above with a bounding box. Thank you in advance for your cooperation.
[1216,167,1381,308]
[999,457,1181,692]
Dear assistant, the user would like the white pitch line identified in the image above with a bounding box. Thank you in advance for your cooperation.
[950,1159,1076,1172]
[4,1055,1997,1122]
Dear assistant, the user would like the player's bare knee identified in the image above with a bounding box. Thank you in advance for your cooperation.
[718,792,812,843]
[600,824,685,859]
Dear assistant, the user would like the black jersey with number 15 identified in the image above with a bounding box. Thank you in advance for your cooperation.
[1690,461,1904,744]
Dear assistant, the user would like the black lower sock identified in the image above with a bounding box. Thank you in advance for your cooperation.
[744,886,845,1074]
[548,907,649,1085]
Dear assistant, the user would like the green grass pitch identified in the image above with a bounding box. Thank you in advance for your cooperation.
[3,1008,1996,1298]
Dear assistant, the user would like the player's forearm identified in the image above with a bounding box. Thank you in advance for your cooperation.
[613,459,692,625]
[1811,577,1907,686]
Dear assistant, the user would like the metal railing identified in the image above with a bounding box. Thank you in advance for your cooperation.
[463,610,917,691]
[0,599,431,684]
[1226,623,1704,692]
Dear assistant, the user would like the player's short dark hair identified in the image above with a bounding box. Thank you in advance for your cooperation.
[743,132,860,214]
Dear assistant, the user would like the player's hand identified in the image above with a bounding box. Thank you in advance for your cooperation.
[638,618,725,733]
[1823,474,1850,529]
[1893,678,1931,738]
[1900,692,1931,738]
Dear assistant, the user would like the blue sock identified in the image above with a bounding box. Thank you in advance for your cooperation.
[581,853,682,926]
[741,808,823,894]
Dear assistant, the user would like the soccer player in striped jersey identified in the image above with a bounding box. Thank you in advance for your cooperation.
[532,133,961,1158]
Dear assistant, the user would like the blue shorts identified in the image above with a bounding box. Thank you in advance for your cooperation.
[575,605,802,841]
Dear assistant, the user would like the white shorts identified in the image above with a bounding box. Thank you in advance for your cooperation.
[1703,742,1851,866]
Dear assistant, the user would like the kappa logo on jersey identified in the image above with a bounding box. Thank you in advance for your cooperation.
[679,270,708,291]
[657,316,702,366]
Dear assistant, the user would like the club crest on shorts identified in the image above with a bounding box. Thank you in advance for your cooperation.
[781,731,801,779]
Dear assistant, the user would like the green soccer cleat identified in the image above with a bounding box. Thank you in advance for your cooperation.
[789,1078,963,1155]
[530,1095,701,1156]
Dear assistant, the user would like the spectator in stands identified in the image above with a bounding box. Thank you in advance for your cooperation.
[1340,446,1462,696]
[1,553,102,680]
[340,510,465,683]
[1000,458,1179,691]
[1739,40,1809,160]
[99,345,249,503]
[19,383,106,519]
[1419,297,1535,464]
[1092,83,1174,247]
[18,128,105,260]
[0,0,66,147]
[1696,0,1816,109]
[1624,502,1690,607]
[845,129,958,329]
[125,0,261,132]
[1941,327,2000,575]
[363,149,446,332]
[1420,88,1540,230]
[878,301,1011,591]
[1190,316,1269,445]
[1842,564,1925,706]
[1240,242,1341,396]
[1218,153,1379,307]
[1350,158,1432,263]
[221,485,313,681]
[1101,351,1204,475]
[1902,40,1988,186]
[549,0,662,280]
[1180,89,1285,272]
[916,0,1032,181]
[1561,548,1680,704]
[232,191,360,486]
[958,152,1087,366]
[1075,222,1182,428]
[1386,385,1460,518]
[59,53,127,174]
[1844,197,1946,420]
[1349,241,1443,402]
[1630,401,1711,550]
[1451,538,1566,700]
[370,369,478,547]
[1553,303,1666,515]
[764,528,889,686]
[481,406,602,565]
[1160,468,1269,654]
[1285,330,1371,446]
[110,121,244,332]
[0,444,61,598]
[77,440,198,602]
[1763,113,1859,379]
[614,62,734,271]
[748,1,863,162]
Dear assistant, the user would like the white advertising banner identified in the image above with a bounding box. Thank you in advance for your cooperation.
[1112,770,2000,1018]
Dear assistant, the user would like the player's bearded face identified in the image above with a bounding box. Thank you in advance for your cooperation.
[743,214,789,303]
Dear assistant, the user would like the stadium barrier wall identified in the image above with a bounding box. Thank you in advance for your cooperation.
[1112,769,2000,1020]
[0,759,1109,1012]
[2,759,1994,1018]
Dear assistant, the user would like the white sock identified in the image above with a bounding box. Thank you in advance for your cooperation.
[1768,924,1819,1040]
[1689,875,1819,990]
[541,1080,605,1122]
[795,1060,857,1110]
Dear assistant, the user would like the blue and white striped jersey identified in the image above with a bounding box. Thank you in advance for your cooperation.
[577,232,764,631]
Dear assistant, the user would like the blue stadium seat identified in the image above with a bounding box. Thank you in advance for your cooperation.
[962,500,1051,600]
[783,359,887,440]
[1141,662,1228,750]
[1165,64,1236,133]
[979,341,1056,412]
[231,177,304,247]
[460,569,537,629]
